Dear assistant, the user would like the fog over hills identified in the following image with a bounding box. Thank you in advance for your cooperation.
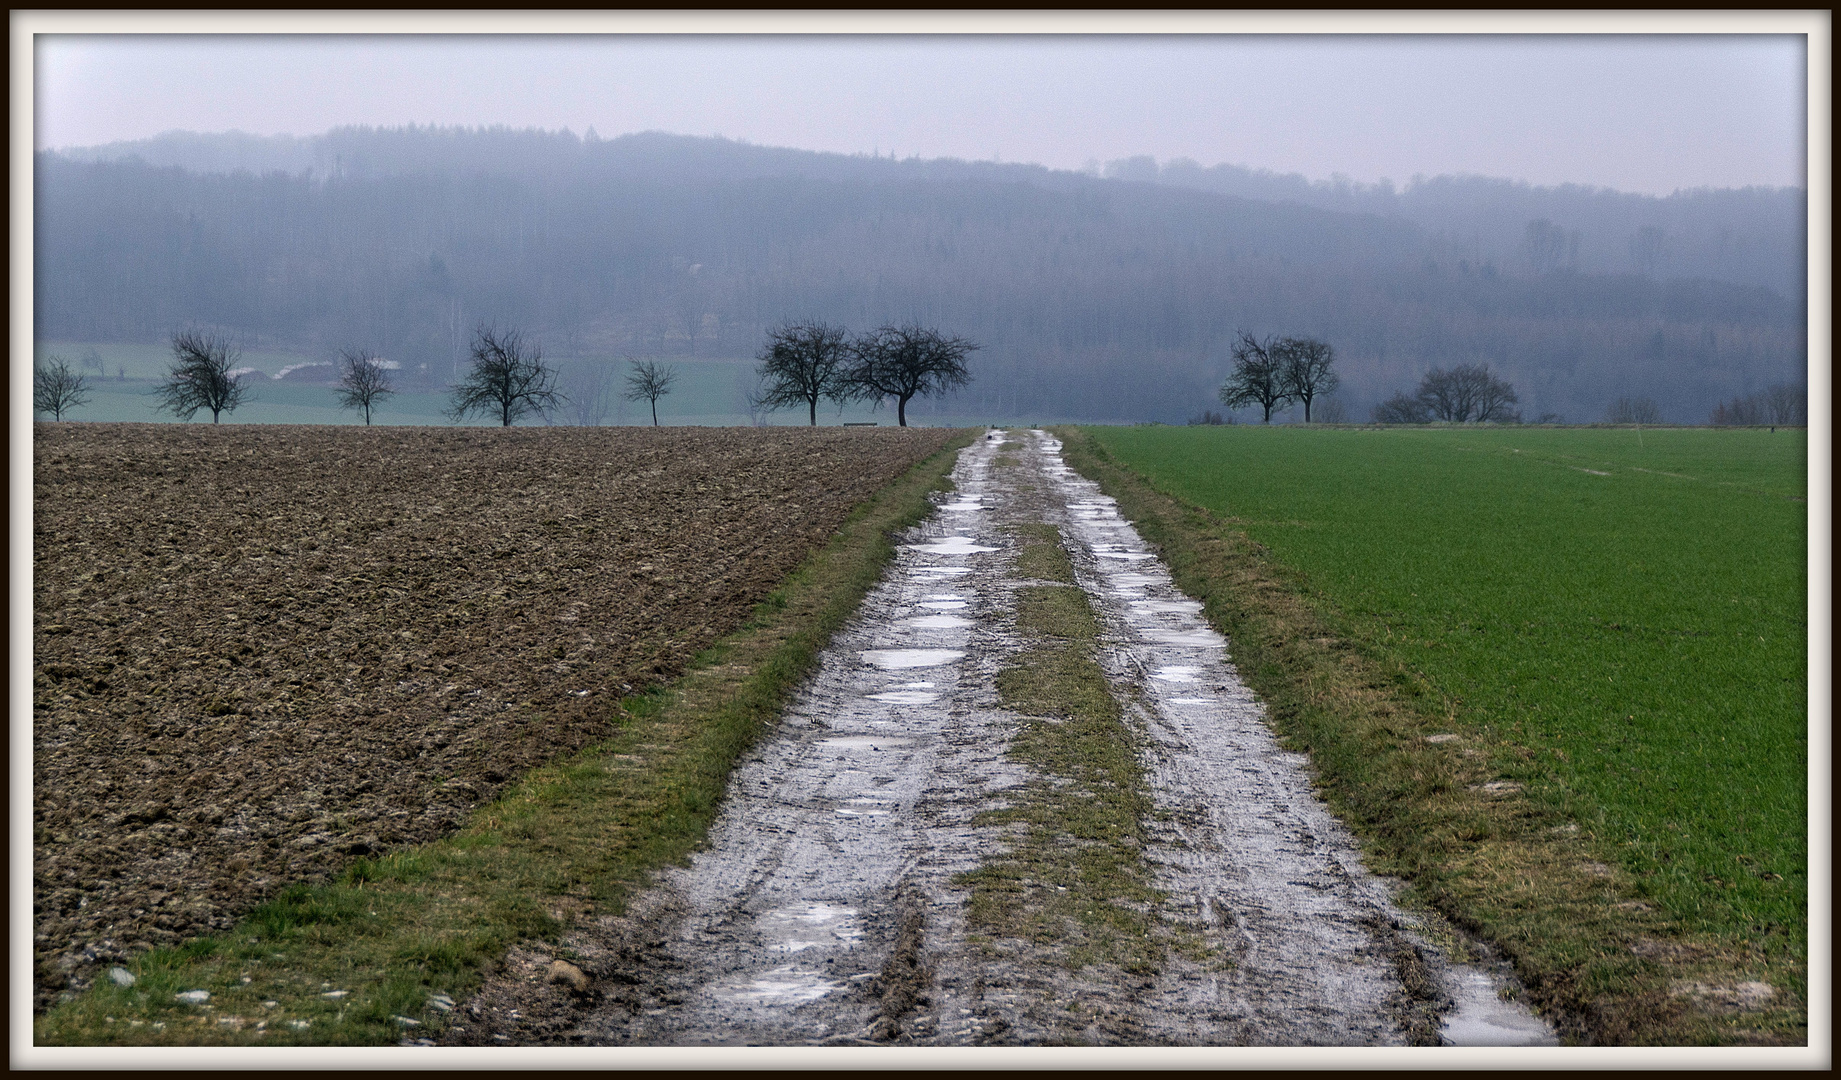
[37,126,1806,424]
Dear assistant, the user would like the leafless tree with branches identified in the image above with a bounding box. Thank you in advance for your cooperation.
[335,348,395,425]
[446,325,565,427]
[845,324,978,427]
[156,329,252,423]
[624,358,678,426]
[34,355,91,421]
[1763,383,1807,425]
[558,361,615,426]
[755,321,854,425]
[1218,332,1291,423]
[1372,392,1431,424]
[1605,397,1661,425]
[1276,336,1340,422]
[1414,363,1520,423]
[1711,384,1805,426]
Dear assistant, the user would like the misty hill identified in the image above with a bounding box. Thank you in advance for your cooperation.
[36,126,1806,424]
[1106,156,1804,300]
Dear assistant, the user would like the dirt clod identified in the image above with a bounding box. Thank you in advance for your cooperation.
[547,960,591,995]
[32,423,951,1009]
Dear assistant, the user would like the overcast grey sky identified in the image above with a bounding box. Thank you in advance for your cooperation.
[32,30,1808,196]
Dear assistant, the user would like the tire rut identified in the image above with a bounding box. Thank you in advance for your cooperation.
[458,428,1555,1047]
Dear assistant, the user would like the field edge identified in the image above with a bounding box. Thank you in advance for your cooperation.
[33,428,979,1048]
[1051,425,1806,1047]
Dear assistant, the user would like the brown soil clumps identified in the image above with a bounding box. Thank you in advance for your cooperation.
[32,423,952,1009]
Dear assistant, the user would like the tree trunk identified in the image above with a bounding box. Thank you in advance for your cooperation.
[651,400,659,426]
[809,398,817,426]
[897,396,908,427]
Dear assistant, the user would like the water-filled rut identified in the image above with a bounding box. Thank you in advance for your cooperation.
[503,430,1555,1046]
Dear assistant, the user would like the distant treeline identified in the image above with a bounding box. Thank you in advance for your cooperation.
[35,127,1807,423]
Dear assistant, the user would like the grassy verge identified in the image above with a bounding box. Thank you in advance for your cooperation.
[956,527,1199,975]
[34,431,977,1047]
[1053,426,1805,1046]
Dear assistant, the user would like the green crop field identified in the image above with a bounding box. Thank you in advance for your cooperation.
[1087,424,1809,991]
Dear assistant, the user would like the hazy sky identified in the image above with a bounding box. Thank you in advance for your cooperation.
[32,28,1809,196]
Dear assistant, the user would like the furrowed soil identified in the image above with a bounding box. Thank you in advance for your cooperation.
[31,423,953,1011]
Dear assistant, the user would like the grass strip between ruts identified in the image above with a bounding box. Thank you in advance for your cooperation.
[1051,426,1806,1047]
[34,430,977,1047]
[959,583,1164,973]
[955,524,1205,978]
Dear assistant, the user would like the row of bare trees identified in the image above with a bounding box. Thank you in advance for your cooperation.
[1216,332,1341,423]
[444,328,682,426]
[1709,384,1806,426]
[750,322,978,427]
[38,326,684,427]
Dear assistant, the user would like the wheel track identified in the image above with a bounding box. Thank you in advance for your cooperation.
[508,429,1555,1047]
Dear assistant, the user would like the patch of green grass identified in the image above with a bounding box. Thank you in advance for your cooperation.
[34,432,976,1047]
[1063,424,1807,1044]
[1010,523,1077,584]
[957,562,1184,974]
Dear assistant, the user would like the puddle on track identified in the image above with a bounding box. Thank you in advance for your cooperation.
[907,615,974,629]
[573,428,1554,1049]
[867,691,940,705]
[860,649,964,670]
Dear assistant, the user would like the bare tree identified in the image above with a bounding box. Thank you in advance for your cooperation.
[334,348,395,425]
[1712,384,1806,426]
[1371,392,1430,424]
[624,358,678,426]
[1276,336,1340,422]
[846,324,978,427]
[1218,332,1290,423]
[1710,395,1764,426]
[1414,363,1520,423]
[447,325,565,427]
[755,321,854,425]
[34,355,91,421]
[1763,383,1807,425]
[1605,397,1661,425]
[156,329,252,423]
[560,361,614,426]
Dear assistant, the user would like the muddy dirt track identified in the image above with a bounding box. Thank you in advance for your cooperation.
[31,423,954,1010]
[441,430,1556,1048]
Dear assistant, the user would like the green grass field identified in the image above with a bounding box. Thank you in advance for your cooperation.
[1087,424,1809,976]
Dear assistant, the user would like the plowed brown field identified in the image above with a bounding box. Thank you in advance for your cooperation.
[31,423,954,1009]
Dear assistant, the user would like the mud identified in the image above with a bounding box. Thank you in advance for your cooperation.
[446,429,1555,1047]
[31,423,953,1010]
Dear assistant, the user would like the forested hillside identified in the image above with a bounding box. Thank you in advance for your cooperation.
[36,127,1806,423]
